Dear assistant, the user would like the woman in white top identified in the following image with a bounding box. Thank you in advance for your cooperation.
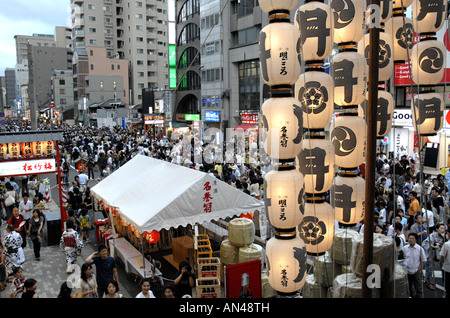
[76,263,98,298]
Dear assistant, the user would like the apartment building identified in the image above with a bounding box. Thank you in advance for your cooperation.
[27,45,73,125]
[51,70,75,121]
[70,0,169,106]
[173,0,266,132]
[14,27,73,119]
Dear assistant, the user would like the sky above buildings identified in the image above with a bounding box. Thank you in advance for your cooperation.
[0,0,70,76]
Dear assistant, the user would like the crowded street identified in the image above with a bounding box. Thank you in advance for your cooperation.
[2,0,450,312]
[0,117,447,301]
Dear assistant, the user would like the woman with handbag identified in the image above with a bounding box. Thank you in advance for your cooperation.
[3,183,16,221]
[76,263,98,298]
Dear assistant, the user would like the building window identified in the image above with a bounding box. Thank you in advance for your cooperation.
[179,71,201,91]
[239,60,260,111]
[235,0,255,17]
[177,23,200,46]
[235,26,261,46]
[177,0,200,23]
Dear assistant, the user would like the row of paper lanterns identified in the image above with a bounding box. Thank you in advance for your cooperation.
[101,200,161,244]
[0,141,55,159]
[260,0,447,295]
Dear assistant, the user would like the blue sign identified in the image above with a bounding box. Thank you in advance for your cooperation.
[205,111,220,122]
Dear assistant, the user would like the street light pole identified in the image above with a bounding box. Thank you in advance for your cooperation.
[362,0,380,298]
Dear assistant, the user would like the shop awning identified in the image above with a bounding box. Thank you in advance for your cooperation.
[0,130,64,144]
[171,122,188,128]
[232,124,258,131]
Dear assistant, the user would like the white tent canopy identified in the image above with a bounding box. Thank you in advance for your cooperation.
[90,155,264,234]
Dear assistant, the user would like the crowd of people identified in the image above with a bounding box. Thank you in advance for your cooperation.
[1,119,450,298]
[365,152,450,298]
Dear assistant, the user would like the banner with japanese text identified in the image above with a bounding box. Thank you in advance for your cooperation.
[0,158,56,177]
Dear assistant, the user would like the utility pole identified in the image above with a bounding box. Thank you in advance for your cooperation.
[362,0,380,298]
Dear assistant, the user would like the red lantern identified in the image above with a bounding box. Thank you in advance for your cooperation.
[240,212,254,220]
[21,142,33,158]
[146,230,160,244]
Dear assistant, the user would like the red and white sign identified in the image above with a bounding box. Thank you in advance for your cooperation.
[241,111,259,124]
[0,158,57,177]
[395,28,450,86]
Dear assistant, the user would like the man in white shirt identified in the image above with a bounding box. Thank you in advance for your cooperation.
[18,193,33,228]
[439,234,450,299]
[402,233,427,298]
[396,191,405,214]
[77,172,89,194]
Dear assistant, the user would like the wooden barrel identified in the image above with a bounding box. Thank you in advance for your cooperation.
[238,243,262,264]
[228,218,255,247]
[220,239,239,265]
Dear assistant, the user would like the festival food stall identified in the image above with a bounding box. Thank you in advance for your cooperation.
[0,130,67,236]
[90,154,264,285]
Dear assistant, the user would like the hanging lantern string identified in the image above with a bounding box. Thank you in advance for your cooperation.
[296,8,332,291]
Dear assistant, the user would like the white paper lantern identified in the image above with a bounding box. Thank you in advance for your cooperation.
[331,0,366,45]
[412,0,447,35]
[359,90,395,138]
[259,0,299,18]
[8,143,20,158]
[358,31,394,83]
[44,140,55,156]
[376,90,394,138]
[332,50,367,107]
[331,173,365,226]
[411,38,446,85]
[331,113,366,168]
[264,166,305,230]
[295,1,333,65]
[32,141,45,156]
[0,144,7,159]
[385,14,415,64]
[266,232,308,294]
[295,69,334,129]
[297,137,335,194]
[259,22,301,87]
[412,91,445,136]
[393,0,413,10]
[261,97,303,160]
[298,197,335,255]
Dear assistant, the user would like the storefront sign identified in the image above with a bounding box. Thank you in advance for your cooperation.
[0,158,57,177]
[241,111,259,124]
[144,114,165,125]
[185,114,201,121]
[392,109,413,126]
[205,111,220,122]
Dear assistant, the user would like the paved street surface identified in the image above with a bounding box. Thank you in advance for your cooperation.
[0,165,146,299]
